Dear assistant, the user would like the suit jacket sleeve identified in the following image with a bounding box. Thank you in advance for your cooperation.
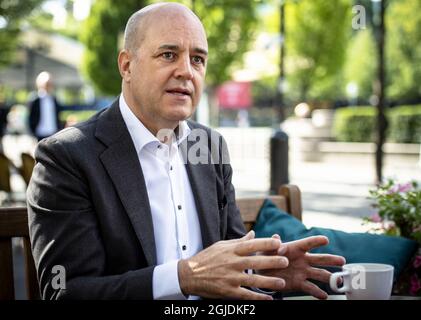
[27,138,155,300]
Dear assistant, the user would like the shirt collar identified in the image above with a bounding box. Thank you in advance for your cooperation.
[119,94,191,155]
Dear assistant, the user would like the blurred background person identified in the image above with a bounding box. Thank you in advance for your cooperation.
[0,83,11,152]
[28,71,62,141]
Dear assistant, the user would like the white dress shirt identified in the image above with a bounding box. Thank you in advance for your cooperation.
[36,91,58,137]
[119,94,203,300]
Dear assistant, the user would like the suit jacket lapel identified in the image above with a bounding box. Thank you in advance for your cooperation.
[95,100,157,266]
[182,129,221,249]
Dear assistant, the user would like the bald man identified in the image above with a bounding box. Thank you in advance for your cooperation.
[28,71,62,141]
[28,3,344,300]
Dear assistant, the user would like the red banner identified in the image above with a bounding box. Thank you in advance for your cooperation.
[217,81,252,109]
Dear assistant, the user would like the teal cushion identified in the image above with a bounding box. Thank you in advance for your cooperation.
[253,199,418,278]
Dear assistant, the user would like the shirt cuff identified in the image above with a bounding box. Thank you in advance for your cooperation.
[153,260,187,300]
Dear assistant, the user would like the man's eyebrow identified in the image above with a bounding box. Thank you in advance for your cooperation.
[158,44,179,51]
[193,47,208,56]
[157,44,208,56]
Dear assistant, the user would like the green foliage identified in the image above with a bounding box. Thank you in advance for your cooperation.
[190,0,258,86]
[333,105,421,143]
[388,105,421,143]
[344,29,377,101]
[333,106,376,142]
[80,0,146,95]
[26,8,81,40]
[160,0,258,86]
[286,0,352,101]
[364,177,421,296]
[60,110,97,123]
[331,0,421,104]
[0,0,44,68]
[386,0,421,102]
[366,179,421,243]
[81,0,258,95]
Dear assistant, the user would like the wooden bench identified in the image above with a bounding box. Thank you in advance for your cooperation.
[0,184,302,300]
[0,207,40,300]
[237,184,302,231]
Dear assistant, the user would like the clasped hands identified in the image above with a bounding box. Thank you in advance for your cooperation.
[178,230,345,300]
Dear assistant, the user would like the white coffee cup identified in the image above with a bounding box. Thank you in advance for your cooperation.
[329,263,394,300]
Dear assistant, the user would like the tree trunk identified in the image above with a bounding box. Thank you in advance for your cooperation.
[374,0,387,184]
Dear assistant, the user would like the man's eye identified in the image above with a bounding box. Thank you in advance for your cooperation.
[162,52,175,60]
[192,56,205,65]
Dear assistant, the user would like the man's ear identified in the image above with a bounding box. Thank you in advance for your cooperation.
[118,49,131,82]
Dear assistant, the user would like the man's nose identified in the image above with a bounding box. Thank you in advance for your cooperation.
[175,56,193,80]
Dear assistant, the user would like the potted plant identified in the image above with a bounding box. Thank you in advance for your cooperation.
[363,179,421,296]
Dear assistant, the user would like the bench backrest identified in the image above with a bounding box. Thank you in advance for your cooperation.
[237,184,302,231]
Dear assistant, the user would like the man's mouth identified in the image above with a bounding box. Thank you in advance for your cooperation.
[166,88,192,96]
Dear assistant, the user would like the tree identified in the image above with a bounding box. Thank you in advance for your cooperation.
[80,0,258,95]
[80,0,146,95]
[386,0,421,103]
[344,29,377,101]
[187,0,258,86]
[0,0,44,68]
[285,0,352,102]
[345,0,421,104]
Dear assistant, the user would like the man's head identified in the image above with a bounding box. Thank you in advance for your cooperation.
[36,71,53,93]
[118,2,208,135]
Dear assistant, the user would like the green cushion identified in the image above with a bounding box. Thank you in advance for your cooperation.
[253,199,418,278]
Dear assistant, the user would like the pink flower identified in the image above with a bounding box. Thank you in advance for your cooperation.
[398,183,412,193]
[410,274,421,295]
[370,212,382,223]
[414,255,421,269]
[413,225,421,233]
[382,221,396,231]
[388,183,412,194]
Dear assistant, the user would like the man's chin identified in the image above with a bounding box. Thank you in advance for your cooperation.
[166,108,194,121]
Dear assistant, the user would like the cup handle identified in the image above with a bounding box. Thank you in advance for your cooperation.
[329,271,350,293]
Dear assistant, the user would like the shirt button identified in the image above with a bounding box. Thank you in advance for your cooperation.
[157,145,162,149]
[170,165,173,170]
[178,205,182,210]
[182,245,187,251]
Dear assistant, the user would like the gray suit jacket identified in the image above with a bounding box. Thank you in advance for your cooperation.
[27,99,246,300]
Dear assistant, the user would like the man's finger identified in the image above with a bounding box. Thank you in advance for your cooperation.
[259,234,283,256]
[242,273,285,291]
[271,234,282,242]
[301,280,328,300]
[235,238,281,255]
[307,267,332,284]
[228,230,256,244]
[241,255,289,270]
[288,236,329,252]
[244,230,255,240]
[306,253,346,266]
